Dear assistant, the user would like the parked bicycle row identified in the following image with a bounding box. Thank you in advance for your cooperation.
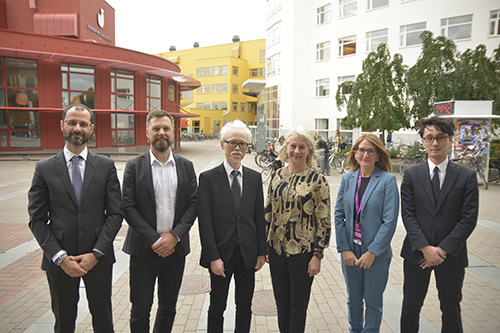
[180,133,220,141]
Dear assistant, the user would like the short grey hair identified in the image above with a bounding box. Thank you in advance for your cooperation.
[220,119,252,142]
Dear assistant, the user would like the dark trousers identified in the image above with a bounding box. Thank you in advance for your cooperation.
[268,247,314,333]
[129,251,186,333]
[401,258,465,333]
[46,266,113,333]
[208,245,255,333]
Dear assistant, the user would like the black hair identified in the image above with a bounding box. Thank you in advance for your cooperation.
[62,104,94,121]
[418,116,455,137]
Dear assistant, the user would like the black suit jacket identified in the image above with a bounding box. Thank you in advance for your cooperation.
[400,160,479,267]
[198,164,267,270]
[28,150,123,272]
[122,151,197,257]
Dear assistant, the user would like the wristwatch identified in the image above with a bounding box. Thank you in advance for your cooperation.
[92,250,105,261]
[313,252,324,259]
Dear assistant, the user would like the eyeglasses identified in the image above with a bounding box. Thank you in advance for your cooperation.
[64,120,92,128]
[354,148,378,156]
[223,140,249,149]
[422,135,449,143]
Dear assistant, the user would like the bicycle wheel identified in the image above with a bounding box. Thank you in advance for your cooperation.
[477,166,488,189]
[261,164,274,183]
[342,158,351,173]
[489,162,500,183]
[399,159,414,177]
[335,157,344,173]
[254,152,264,167]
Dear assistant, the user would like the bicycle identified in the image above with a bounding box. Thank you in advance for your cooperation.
[452,143,488,189]
[399,147,427,177]
[328,152,346,173]
[261,158,282,183]
[489,159,500,184]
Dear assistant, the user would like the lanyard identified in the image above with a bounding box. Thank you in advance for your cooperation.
[355,173,366,221]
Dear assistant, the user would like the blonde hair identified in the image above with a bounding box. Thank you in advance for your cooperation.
[279,126,316,167]
[348,133,392,172]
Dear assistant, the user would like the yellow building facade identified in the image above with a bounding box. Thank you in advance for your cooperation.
[156,38,266,135]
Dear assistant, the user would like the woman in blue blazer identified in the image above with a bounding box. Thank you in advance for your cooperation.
[335,133,399,333]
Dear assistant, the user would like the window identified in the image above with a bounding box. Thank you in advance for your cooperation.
[147,75,161,111]
[181,91,193,100]
[317,4,331,25]
[339,36,356,56]
[232,84,238,94]
[367,0,388,10]
[267,21,281,47]
[315,119,329,139]
[62,63,94,108]
[213,66,228,75]
[366,29,388,52]
[232,102,238,111]
[339,0,356,17]
[249,68,265,77]
[260,50,266,62]
[441,14,472,40]
[316,78,330,97]
[212,84,228,93]
[196,67,211,77]
[490,10,500,36]
[232,66,239,76]
[197,102,211,109]
[400,22,426,47]
[168,81,176,102]
[241,103,246,111]
[111,69,134,110]
[264,85,279,139]
[197,85,211,94]
[192,120,200,134]
[111,113,134,146]
[267,53,280,77]
[267,0,281,17]
[212,102,227,110]
[316,41,331,61]
[338,75,355,94]
[248,103,256,112]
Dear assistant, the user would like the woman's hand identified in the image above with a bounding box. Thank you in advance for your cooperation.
[308,256,321,277]
[355,251,376,269]
[342,250,357,266]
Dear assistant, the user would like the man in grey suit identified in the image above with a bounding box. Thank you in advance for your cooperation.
[122,110,197,332]
[198,120,267,332]
[400,116,479,333]
[28,104,123,333]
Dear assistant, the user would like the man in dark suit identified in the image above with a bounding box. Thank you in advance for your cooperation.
[122,110,197,332]
[198,120,267,333]
[28,104,123,333]
[400,116,479,333]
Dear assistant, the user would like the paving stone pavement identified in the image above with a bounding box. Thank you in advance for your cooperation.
[0,140,499,332]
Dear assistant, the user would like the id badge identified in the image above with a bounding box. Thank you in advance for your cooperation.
[354,222,362,245]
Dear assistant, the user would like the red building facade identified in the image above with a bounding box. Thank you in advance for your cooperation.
[0,0,199,151]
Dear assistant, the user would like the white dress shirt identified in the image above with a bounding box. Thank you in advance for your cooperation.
[63,146,88,183]
[223,160,243,195]
[427,158,448,189]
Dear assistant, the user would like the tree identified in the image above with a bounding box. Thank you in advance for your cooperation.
[406,31,457,122]
[336,43,410,139]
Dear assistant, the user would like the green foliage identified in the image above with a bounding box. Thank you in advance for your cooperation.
[388,150,400,159]
[491,139,500,162]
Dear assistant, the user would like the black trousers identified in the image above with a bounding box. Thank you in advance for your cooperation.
[46,266,113,333]
[208,245,255,333]
[401,258,465,333]
[268,247,314,333]
[129,251,186,333]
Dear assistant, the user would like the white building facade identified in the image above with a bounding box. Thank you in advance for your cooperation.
[264,0,500,141]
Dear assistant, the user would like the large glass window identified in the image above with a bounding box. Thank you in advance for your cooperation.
[147,75,161,111]
[267,53,280,77]
[197,85,211,94]
[317,4,331,25]
[338,75,355,95]
[182,91,193,100]
[196,67,211,77]
[213,84,228,93]
[490,10,500,36]
[213,66,228,75]
[339,0,356,18]
[212,102,228,110]
[197,102,211,109]
[400,22,426,47]
[111,112,135,146]
[441,14,473,40]
[267,21,281,47]
[315,119,329,139]
[367,0,388,10]
[168,81,176,102]
[264,85,279,139]
[61,63,94,108]
[316,79,330,97]
[249,68,265,77]
[339,36,356,56]
[111,69,134,110]
[366,29,388,52]
[316,41,331,61]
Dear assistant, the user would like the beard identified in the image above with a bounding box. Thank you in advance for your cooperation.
[152,136,171,152]
[63,128,90,146]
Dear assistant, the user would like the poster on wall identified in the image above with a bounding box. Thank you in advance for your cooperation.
[454,120,490,155]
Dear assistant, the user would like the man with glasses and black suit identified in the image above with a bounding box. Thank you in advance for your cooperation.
[400,116,479,333]
[28,104,122,333]
[198,120,267,332]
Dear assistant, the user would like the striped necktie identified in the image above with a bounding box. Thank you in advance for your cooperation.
[71,155,83,204]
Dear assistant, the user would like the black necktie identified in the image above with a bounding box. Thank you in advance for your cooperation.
[71,155,83,204]
[231,170,241,212]
[432,166,440,203]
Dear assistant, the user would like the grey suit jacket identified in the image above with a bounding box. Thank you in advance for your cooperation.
[198,164,267,270]
[28,150,123,272]
[400,160,479,267]
[122,151,198,257]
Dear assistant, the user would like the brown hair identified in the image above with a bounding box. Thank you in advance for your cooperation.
[146,110,174,128]
[348,133,392,172]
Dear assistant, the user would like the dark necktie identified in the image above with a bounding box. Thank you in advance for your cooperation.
[71,155,83,204]
[231,170,241,212]
[432,166,440,203]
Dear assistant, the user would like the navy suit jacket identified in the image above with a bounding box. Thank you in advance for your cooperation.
[28,150,123,272]
[400,160,478,266]
[122,151,197,257]
[198,164,267,270]
[335,166,399,260]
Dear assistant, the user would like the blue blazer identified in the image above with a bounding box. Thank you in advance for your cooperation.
[335,166,399,260]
